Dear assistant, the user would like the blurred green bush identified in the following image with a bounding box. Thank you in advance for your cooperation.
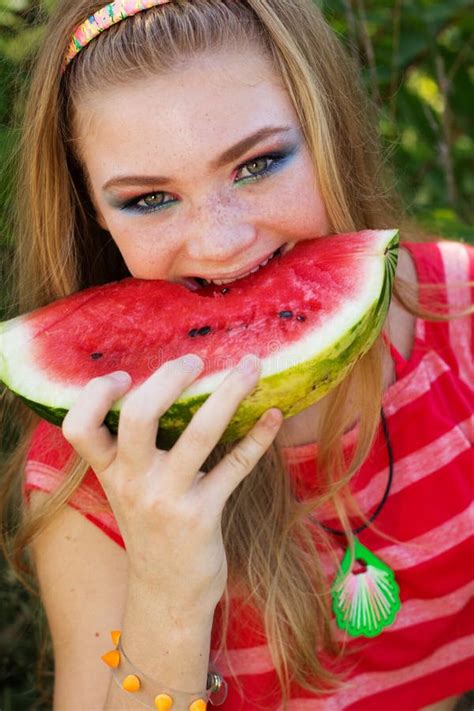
[325,0,473,241]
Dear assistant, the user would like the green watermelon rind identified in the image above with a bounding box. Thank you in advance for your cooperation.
[2,229,399,450]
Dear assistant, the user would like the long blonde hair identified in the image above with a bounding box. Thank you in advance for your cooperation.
[0,0,456,707]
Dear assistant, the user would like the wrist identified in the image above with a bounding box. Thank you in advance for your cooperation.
[117,583,216,693]
[126,576,218,630]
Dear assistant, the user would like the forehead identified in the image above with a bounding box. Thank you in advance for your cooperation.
[73,49,300,168]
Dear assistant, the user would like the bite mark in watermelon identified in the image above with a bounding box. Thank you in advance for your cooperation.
[0,229,399,449]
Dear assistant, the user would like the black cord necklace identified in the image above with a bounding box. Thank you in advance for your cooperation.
[318,407,394,537]
[306,407,402,638]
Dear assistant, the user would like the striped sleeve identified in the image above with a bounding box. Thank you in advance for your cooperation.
[403,240,473,387]
[24,420,124,546]
[437,240,474,388]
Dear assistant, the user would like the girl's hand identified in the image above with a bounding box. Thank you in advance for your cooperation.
[61,354,282,613]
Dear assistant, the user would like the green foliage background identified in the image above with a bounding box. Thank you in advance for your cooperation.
[0,0,473,708]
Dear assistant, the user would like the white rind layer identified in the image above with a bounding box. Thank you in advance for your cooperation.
[0,230,395,410]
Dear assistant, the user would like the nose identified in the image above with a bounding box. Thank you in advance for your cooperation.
[184,194,258,262]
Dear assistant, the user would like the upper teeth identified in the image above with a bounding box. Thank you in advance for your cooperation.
[200,242,296,286]
[210,258,270,285]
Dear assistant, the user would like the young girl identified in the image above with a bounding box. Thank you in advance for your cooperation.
[0,1,472,710]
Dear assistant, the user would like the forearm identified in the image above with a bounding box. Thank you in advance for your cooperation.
[103,581,215,710]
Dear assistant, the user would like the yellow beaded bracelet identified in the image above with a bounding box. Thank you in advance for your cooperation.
[101,630,228,709]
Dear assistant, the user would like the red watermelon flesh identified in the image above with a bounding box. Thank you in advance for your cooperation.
[0,229,399,448]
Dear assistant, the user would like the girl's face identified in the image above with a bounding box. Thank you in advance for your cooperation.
[75,48,330,287]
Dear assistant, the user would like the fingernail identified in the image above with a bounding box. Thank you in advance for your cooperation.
[110,371,131,384]
[238,354,260,375]
[180,354,204,373]
[263,409,282,428]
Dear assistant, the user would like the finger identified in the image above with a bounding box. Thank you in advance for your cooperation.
[199,407,283,511]
[165,355,264,492]
[116,354,204,470]
[62,371,132,475]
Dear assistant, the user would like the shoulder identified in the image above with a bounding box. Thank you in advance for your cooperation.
[25,419,124,543]
[387,240,474,383]
[402,238,473,289]
[386,245,418,361]
[29,491,127,708]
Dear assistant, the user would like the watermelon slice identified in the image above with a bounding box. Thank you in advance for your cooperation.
[0,229,399,449]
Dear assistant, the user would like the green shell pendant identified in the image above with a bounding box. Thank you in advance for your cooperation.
[331,537,401,638]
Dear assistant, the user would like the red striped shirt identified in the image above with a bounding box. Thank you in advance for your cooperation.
[24,241,474,709]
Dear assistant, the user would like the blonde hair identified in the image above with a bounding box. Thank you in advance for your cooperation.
[0,0,462,707]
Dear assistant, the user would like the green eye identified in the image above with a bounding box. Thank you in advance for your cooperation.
[236,150,292,183]
[244,158,270,176]
[143,194,165,207]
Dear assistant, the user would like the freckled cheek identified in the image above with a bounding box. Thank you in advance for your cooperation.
[263,177,330,238]
[107,223,173,279]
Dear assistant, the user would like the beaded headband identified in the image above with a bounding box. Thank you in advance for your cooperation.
[63,0,173,70]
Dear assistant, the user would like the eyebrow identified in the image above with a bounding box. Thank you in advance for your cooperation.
[102,125,294,192]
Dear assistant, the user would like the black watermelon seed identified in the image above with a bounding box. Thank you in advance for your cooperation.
[188,329,199,337]
[296,315,306,322]
[197,326,212,336]
[221,288,231,294]
[278,311,293,319]
[90,352,103,360]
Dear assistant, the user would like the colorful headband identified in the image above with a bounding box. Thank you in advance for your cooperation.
[63,0,173,70]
